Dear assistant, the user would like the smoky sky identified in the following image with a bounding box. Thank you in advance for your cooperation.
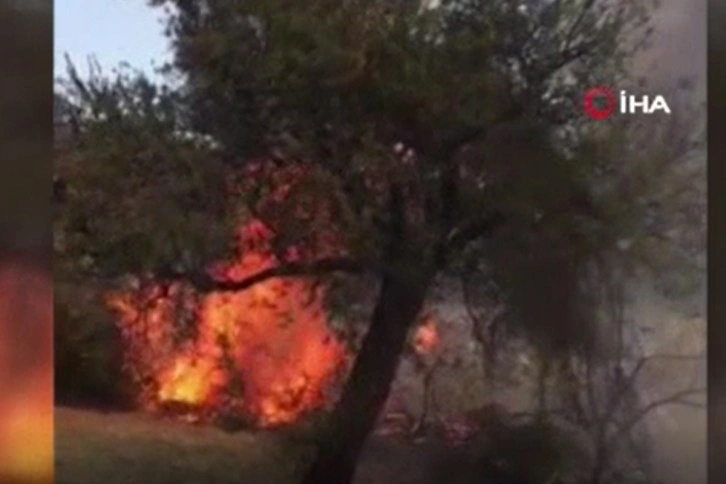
[640,0,706,93]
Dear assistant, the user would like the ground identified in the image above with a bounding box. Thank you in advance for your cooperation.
[55,407,298,484]
[54,406,438,484]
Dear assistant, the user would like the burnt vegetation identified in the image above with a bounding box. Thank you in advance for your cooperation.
[54,1,704,483]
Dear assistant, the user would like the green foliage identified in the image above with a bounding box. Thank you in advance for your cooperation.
[55,61,238,279]
[150,0,654,157]
[152,1,632,258]
[54,282,127,404]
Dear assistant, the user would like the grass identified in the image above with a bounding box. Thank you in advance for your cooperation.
[54,406,436,484]
[54,407,308,484]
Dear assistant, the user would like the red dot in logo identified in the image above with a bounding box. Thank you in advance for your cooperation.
[583,86,616,120]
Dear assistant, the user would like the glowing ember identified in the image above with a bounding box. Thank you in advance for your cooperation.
[107,219,348,427]
[413,316,440,355]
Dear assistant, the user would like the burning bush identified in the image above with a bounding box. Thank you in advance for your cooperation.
[106,219,349,428]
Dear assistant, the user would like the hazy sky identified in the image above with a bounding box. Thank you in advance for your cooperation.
[54,0,170,80]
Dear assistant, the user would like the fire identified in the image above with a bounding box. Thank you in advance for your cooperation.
[107,219,348,427]
[413,316,440,355]
[156,356,222,406]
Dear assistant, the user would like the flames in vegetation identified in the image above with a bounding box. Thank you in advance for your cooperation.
[104,162,446,429]
[106,219,348,427]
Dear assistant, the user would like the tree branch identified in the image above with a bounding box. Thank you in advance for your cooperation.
[161,257,374,292]
[562,0,597,54]
[598,352,705,425]
[441,211,507,260]
[608,387,706,447]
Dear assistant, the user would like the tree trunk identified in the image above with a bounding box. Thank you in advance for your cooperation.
[300,271,430,484]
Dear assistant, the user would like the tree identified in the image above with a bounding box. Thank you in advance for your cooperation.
[56,1,662,482]
[55,58,238,280]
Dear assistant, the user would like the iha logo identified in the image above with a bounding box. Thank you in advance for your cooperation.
[583,86,671,120]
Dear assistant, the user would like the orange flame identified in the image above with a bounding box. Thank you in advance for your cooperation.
[107,219,347,427]
[413,316,440,355]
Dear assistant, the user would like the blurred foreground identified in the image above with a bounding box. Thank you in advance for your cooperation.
[0,259,53,484]
[0,0,53,481]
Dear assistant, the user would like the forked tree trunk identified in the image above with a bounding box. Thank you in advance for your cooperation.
[300,271,430,484]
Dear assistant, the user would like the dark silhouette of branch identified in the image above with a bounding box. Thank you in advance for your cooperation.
[440,211,507,264]
[460,274,505,380]
[598,352,705,428]
[608,387,706,447]
[160,257,375,292]
[620,353,705,395]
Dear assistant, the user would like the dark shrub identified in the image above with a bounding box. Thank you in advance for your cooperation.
[54,283,128,407]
